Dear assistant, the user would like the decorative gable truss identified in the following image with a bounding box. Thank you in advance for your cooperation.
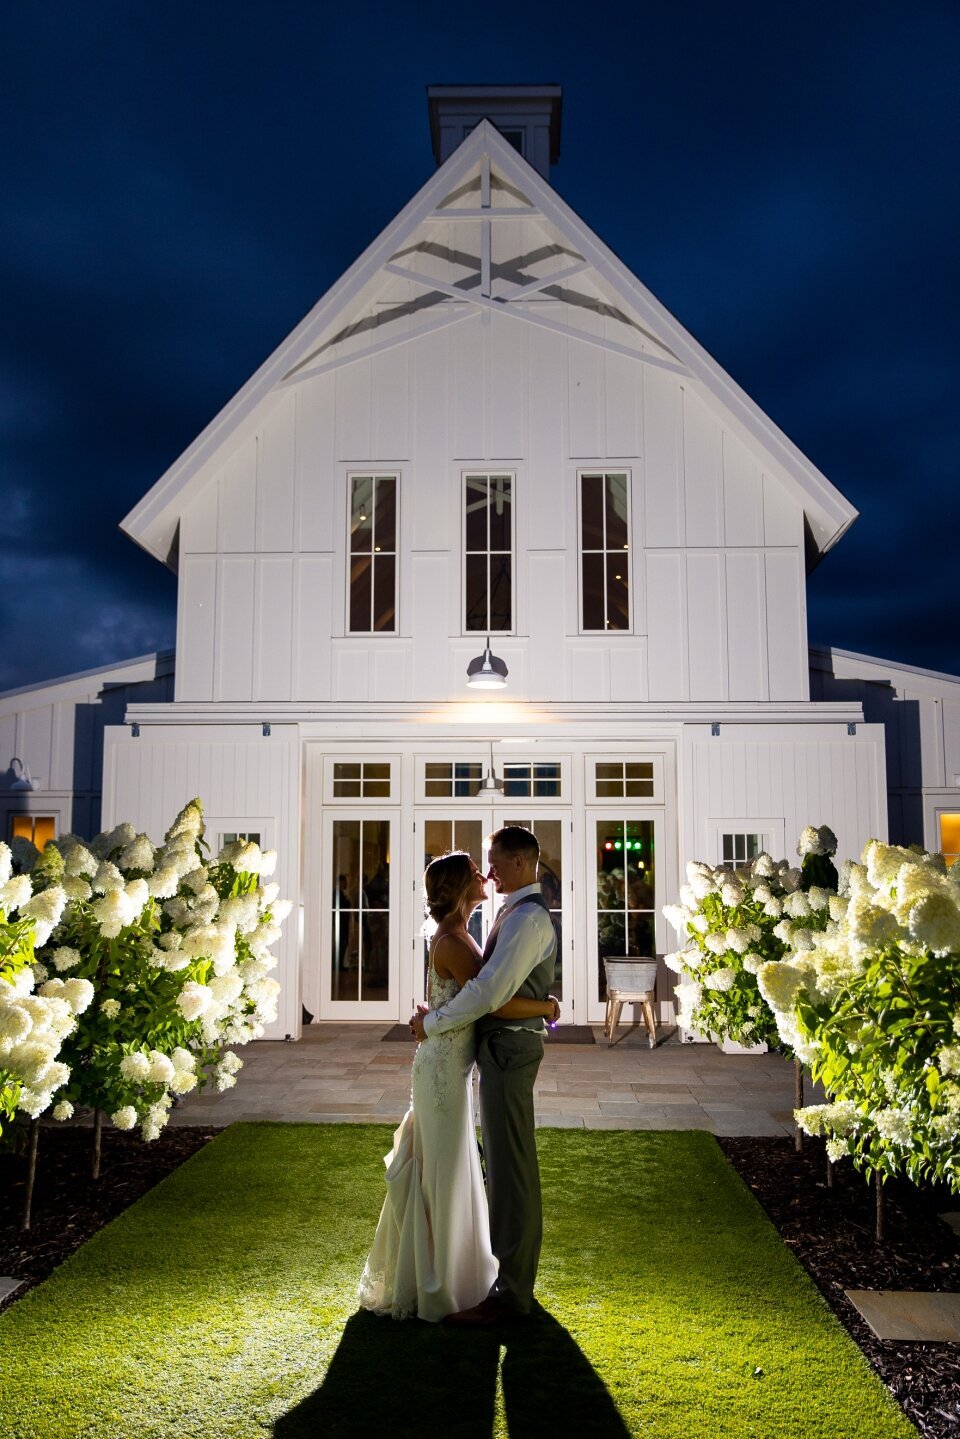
[122,121,856,571]
[280,152,687,392]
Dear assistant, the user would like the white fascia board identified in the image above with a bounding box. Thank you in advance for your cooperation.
[119,134,492,568]
[472,126,859,556]
[811,644,960,694]
[0,650,175,711]
[123,119,856,567]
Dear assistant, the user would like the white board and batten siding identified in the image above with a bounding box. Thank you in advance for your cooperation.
[0,653,173,842]
[175,310,808,710]
[101,724,301,1040]
[811,647,960,851]
[681,722,888,870]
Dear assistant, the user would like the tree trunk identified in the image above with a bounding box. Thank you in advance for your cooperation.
[19,1118,40,1232]
[874,1173,886,1245]
[794,1059,804,1153]
[826,1153,834,1188]
[92,1107,103,1180]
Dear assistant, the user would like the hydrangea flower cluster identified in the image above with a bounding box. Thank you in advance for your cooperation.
[664,851,800,1049]
[0,841,85,1132]
[7,799,289,1144]
[759,838,960,1192]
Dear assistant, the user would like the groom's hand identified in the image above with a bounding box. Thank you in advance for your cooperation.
[410,1007,429,1042]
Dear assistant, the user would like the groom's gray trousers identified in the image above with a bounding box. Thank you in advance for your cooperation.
[476,1027,544,1314]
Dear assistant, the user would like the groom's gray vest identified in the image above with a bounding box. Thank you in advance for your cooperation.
[476,893,556,1037]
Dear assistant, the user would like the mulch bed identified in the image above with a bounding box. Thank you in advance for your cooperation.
[719,1136,960,1439]
[2,1127,957,1438]
[0,1125,223,1313]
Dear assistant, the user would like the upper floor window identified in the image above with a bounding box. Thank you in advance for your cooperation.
[580,471,630,631]
[349,475,397,632]
[464,474,513,633]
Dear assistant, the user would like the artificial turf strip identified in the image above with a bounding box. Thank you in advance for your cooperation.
[0,1125,916,1439]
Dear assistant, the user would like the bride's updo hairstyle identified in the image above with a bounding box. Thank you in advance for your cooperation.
[424,851,475,924]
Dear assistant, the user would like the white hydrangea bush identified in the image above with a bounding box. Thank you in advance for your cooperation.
[0,841,78,1134]
[663,828,840,1052]
[759,839,960,1192]
[9,799,290,1144]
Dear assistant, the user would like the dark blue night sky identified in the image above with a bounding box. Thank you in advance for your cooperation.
[3,1,958,693]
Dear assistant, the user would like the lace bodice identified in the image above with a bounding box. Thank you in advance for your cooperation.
[411,956,477,1109]
[427,963,462,1010]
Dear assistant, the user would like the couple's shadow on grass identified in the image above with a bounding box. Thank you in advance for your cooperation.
[274,1302,631,1438]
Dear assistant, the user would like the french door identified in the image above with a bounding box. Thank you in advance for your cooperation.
[413,810,571,1022]
[320,809,399,1021]
[585,812,663,1024]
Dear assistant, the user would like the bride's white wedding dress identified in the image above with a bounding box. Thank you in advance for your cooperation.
[358,964,498,1322]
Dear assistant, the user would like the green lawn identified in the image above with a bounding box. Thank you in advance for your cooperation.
[0,1124,915,1439]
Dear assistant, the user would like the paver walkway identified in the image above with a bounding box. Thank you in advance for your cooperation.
[171,1024,821,1135]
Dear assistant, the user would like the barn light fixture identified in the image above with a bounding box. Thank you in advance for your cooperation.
[10,758,35,791]
[466,638,508,690]
[478,741,504,794]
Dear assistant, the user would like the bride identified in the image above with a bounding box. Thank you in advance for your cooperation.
[358,850,559,1322]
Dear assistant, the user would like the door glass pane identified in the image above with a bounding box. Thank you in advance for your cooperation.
[596,819,655,1001]
[331,819,390,1003]
[500,816,564,1003]
[421,819,485,985]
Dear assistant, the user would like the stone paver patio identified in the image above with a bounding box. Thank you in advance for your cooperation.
[170,1024,819,1135]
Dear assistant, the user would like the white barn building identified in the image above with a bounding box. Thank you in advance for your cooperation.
[5,86,959,1040]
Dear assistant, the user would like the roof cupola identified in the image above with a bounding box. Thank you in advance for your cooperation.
[426,84,562,179]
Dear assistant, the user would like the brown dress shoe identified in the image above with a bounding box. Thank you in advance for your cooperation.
[443,1296,522,1327]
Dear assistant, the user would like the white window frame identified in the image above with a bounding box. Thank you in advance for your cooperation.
[461,470,516,637]
[415,754,567,805]
[323,755,399,805]
[577,469,632,634]
[707,819,785,869]
[587,754,664,805]
[207,817,274,861]
[346,470,399,636]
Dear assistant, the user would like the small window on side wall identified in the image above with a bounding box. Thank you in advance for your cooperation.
[939,814,960,867]
[10,815,56,849]
[721,833,763,870]
[349,475,397,632]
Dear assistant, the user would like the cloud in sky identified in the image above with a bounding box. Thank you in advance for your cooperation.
[1,0,957,691]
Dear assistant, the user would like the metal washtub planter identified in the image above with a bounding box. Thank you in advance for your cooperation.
[602,958,659,1048]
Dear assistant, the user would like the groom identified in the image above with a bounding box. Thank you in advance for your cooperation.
[410,825,558,1325]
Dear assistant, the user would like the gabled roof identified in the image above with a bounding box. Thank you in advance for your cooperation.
[122,121,857,570]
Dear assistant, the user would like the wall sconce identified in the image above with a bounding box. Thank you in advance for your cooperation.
[467,638,508,690]
[711,722,721,737]
[10,758,35,791]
